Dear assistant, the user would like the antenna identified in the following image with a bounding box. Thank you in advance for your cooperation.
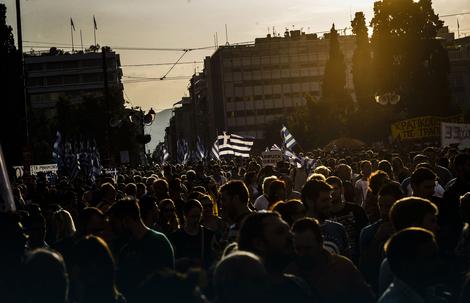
[273,26,275,36]
[216,32,219,48]
[225,24,229,45]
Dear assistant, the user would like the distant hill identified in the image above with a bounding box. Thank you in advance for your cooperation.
[145,108,172,153]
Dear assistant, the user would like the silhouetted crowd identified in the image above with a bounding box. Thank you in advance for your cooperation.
[3,146,470,303]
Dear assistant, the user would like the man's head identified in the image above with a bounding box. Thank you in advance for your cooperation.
[360,160,372,178]
[238,212,293,269]
[390,197,439,234]
[291,217,324,269]
[21,249,69,303]
[385,228,439,289]
[301,179,333,220]
[107,198,142,239]
[378,182,403,220]
[410,167,436,199]
[219,180,249,223]
[262,176,278,196]
[453,153,470,180]
[214,251,268,303]
[460,192,470,223]
[183,199,203,227]
[335,164,352,181]
[325,176,343,206]
[100,182,116,203]
[77,207,107,237]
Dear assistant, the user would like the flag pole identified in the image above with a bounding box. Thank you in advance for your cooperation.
[93,15,97,47]
[70,18,74,52]
[80,29,84,51]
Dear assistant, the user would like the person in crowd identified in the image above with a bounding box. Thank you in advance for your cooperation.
[411,167,462,253]
[359,181,403,292]
[237,212,312,303]
[157,198,180,236]
[23,207,48,249]
[108,198,175,301]
[378,196,440,295]
[378,228,444,303]
[301,179,350,256]
[96,182,117,212]
[335,163,356,203]
[391,157,410,183]
[423,147,453,187]
[363,170,390,223]
[355,160,372,205]
[152,178,171,202]
[136,182,147,200]
[267,179,287,210]
[218,180,253,243]
[288,217,375,303]
[213,251,269,303]
[272,199,306,227]
[169,199,215,269]
[72,235,126,303]
[326,176,368,263]
[244,171,259,203]
[49,208,76,245]
[254,175,278,210]
[139,195,160,231]
[0,212,28,303]
[19,249,69,303]
[125,183,137,198]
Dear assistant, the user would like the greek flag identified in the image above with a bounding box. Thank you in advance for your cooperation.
[284,149,303,168]
[196,137,206,161]
[218,132,254,158]
[64,142,80,179]
[162,145,170,162]
[52,131,64,174]
[177,139,190,164]
[91,140,102,178]
[211,139,220,161]
[281,125,296,150]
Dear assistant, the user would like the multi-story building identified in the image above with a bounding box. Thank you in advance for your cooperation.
[448,36,470,109]
[205,30,356,141]
[24,48,123,117]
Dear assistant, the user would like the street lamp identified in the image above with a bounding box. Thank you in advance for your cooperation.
[374,92,401,106]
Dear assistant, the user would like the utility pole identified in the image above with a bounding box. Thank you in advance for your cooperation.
[16,0,32,177]
[102,47,112,167]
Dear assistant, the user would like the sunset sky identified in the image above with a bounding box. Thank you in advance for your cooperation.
[4,0,470,112]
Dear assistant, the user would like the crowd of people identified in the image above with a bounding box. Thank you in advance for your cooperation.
[2,146,470,302]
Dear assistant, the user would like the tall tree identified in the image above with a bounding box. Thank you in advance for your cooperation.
[0,4,24,167]
[370,0,450,116]
[322,24,353,135]
[351,12,373,111]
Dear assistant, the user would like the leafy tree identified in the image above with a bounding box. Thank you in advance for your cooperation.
[351,12,373,111]
[370,0,451,116]
[0,4,24,166]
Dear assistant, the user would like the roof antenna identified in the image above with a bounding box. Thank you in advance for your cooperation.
[225,24,229,45]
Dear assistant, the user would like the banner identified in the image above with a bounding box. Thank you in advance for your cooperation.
[262,150,283,167]
[391,115,464,141]
[441,122,470,148]
[13,164,58,178]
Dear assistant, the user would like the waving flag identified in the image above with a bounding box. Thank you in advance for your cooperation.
[196,137,206,161]
[70,18,76,31]
[217,132,254,158]
[211,139,220,161]
[281,125,297,150]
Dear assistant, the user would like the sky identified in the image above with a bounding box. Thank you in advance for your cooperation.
[4,0,470,112]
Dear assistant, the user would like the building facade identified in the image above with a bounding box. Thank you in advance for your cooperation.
[25,48,123,116]
[205,30,356,140]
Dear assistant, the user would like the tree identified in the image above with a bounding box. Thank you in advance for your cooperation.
[321,24,353,135]
[370,0,451,116]
[0,4,24,167]
[351,12,373,111]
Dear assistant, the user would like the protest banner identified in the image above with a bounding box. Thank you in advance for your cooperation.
[391,115,463,141]
[262,150,283,167]
[441,122,470,148]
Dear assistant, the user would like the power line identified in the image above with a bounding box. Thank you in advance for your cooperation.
[122,61,204,67]
[441,12,470,18]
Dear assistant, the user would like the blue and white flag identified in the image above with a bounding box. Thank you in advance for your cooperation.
[91,140,102,179]
[281,125,297,150]
[211,139,220,161]
[284,149,303,168]
[162,145,170,163]
[64,142,80,179]
[52,131,64,174]
[196,137,206,161]
[177,139,190,164]
[218,132,254,158]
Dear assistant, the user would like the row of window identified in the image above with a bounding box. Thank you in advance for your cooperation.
[26,58,117,72]
[27,72,117,87]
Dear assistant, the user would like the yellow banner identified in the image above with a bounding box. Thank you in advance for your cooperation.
[391,115,464,141]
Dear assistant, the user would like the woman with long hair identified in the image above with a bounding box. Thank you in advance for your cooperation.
[73,235,126,303]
